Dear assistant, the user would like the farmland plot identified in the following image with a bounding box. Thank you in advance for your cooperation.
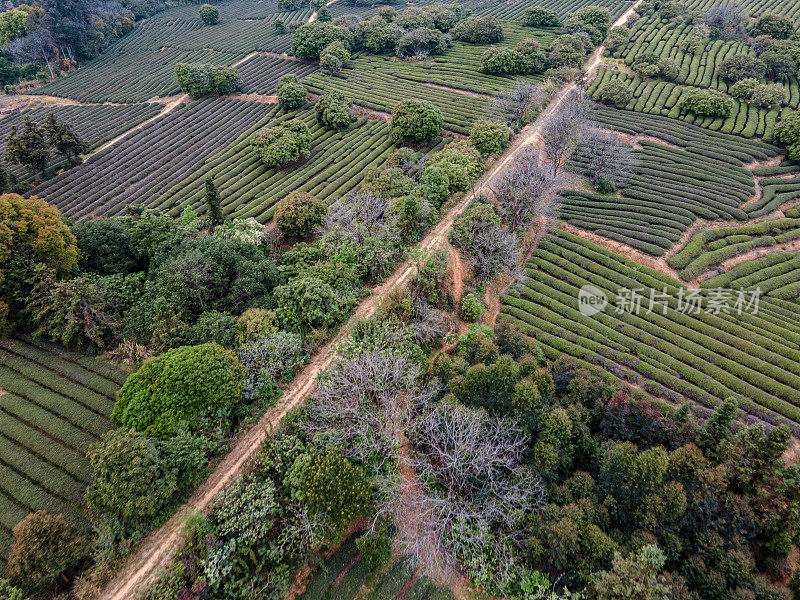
[683,0,800,22]
[463,0,633,21]
[0,103,161,183]
[154,110,447,223]
[500,231,800,431]
[0,336,125,574]
[237,55,320,95]
[31,98,276,220]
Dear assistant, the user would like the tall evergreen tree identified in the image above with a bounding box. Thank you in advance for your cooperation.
[5,116,50,177]
[43,112,87,165]
[205,176,222,228]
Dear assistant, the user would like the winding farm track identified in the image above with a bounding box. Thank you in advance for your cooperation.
[92,3,643,599]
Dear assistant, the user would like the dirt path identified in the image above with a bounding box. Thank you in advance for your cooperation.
[94,6,645,598]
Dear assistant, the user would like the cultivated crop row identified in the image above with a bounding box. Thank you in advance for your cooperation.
[500,231,800,430]
[36,47,241,104]
[702,252,800,301]
[237,55,319,95]
[154,109,436,223]
[0,337,124,570]
[683,0,800,21]
[304,60,488,134]
[463,0,630,21]
[0,103,160,182]
[33,98,275,220]
[747,169,800,217]
[588,69,780,139]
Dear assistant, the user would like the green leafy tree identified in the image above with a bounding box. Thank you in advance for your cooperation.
[274,191,327,239]
[252,119,311,168]
[679,88,733,117]
[469,121,511,156]
[43,112,87,165]
[396,27,448,57]
[112,343,244,437]
[718,54,766,82]
[300,450,372,530]
[481,47,529,74]
[7,512,87,596]
[391,99,443,144]
[0,578,26,600]
[696,396,738,454]
[199,4,219,24]
[597,79,633,107]
[273,276,341,333]
[523,6,560,26]
[291,22,354,59]
[775,110,800,160]
[5,116,50,177]
[205,175,222,228]
[354,16,400,53]
[315,90,353,129]
[175,64,241,98]
[588,545,673,600]
[276,74,307,109]
[452,16,503,43]
[71,218,139,275]
[752,13,794,39]
[320,40,351,73]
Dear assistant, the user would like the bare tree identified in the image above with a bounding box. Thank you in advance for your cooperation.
[464,221,520,282]
[704,1,748,39]
[489,80,559,130]
[541,91,593,175]
[491,147,559,232]
[578,127,639,189]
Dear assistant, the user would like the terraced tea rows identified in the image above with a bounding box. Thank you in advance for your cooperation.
[0,103,161,182]
[588,69,780,140]
[32,98,276,220]
[237,55,319,95]
[683,0,800,21]
[464,0,632,21]
[500,231,800,431]
[154,111,436,223]
[0,336,126,574]
[702,253,800,304]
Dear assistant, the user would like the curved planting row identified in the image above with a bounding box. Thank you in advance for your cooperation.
[303,59,488,135]
[153,108,431,223]
[702,252,800,301]
[499,231,800,431]
[147,0,312,23]
[0,336,125,571]
[32,98,275,219]
[36,47,241,103]
[463,0,630,21]
[683,0,800,22]
[747,173,800,217]
[0,103,160,183]
[588,69,780,140]
[668,218,800,279]
[237,55,319,95]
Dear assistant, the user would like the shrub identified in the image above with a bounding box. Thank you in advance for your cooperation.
[356,529,392,571]
[276,74,307,109]
[188,310,237,348]
[452,16,503,43]
[752,13,794,39]
[112,343,243,437]
[315,90,353,129]
[252,119,311,168]
[291,22,354,59]
[300,450,371,530]
[420,165,450,206]
[396,27,448,57]
[72,218,139,275]
[320,40,351,74]
[397,5,457,31]
[275,191,327,239]
[391,99,443,143]
[719,54,766,83]
[199,4,218,24]
[237,330,303,395]
[564,5,610,45]
[0,579,25,600]
[774,111,800,160]
[235,307,277,345]
[273,276,341,333]
[481,47,529,75]
[731,78,785,107]
[7,512,86,595]
[354,16,400,54]
[597,79,633,107]
[760,50,796,81]
[523,6,560,27]
[427,139,484,191]
[459,292,485,322]
[470,120,510,156]
[175,64,241,97]
[679,88,733,117]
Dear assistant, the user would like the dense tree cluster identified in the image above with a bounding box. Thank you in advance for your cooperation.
[175,63,241,98]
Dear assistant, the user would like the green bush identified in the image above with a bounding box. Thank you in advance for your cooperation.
[752,13,794,39]
[276,74,307,109]
[719,54,766,83]
[175,64,241,98]
[320,40,351,74]
[452,16,503,43]
[274,191,327,239]
[273,276,341,333]
[597,79,633,107]
[252,119,311,168]
[315,90,353,129]
[188,310,237,348]
[112,343,243,437]
[356,528,392,571]
[427,140,484,191]
[354,16,400,54]
[523,6,560,27]
[396,27,448,57]
[469,121,510,156]
[391,99,443,143]
[460,292,485,322]
[199,4,218,24]
[291,22,354,59]
[0,579,25,600]
[679,88,733,117]
[300,450,371,530]
[480,47,529,75]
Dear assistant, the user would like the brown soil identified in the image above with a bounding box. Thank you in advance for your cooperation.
[230,93,279,103]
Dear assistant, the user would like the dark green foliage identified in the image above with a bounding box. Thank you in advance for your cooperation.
[112,343,243,437]
[396,27,448,57]
[252,119,311,168]
[410,248,449,306]
[175,64,242,98]
[274,191,327,239]
[5,116,50,177]
[718,54,766,83]
[315,90,353,130]
[459,292,485,322]
[205,176,222,228]
[752,13,794,39]
[199,4,218,25]
[356,528,391,571]
[0,579,25,600]
[354,16,400,54]
[43,112,87,165]
[426,140,483,192]
[774,111,800,160]
[480,47,530,75]
[391,99,443,143]
[469,121,510,157]
[273,276,342,333]
[523,6,560,27]
[291,22,354,60]
[320,40,351,74]
[276,74,307,109]
[597,79,633,107]
[188,310,237,348]
[72,218,139,275]
[679,88,733,117]
[299,450,371,531]
[564,5,610,45]
[451,16,503,44]
[760,50,796,81]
